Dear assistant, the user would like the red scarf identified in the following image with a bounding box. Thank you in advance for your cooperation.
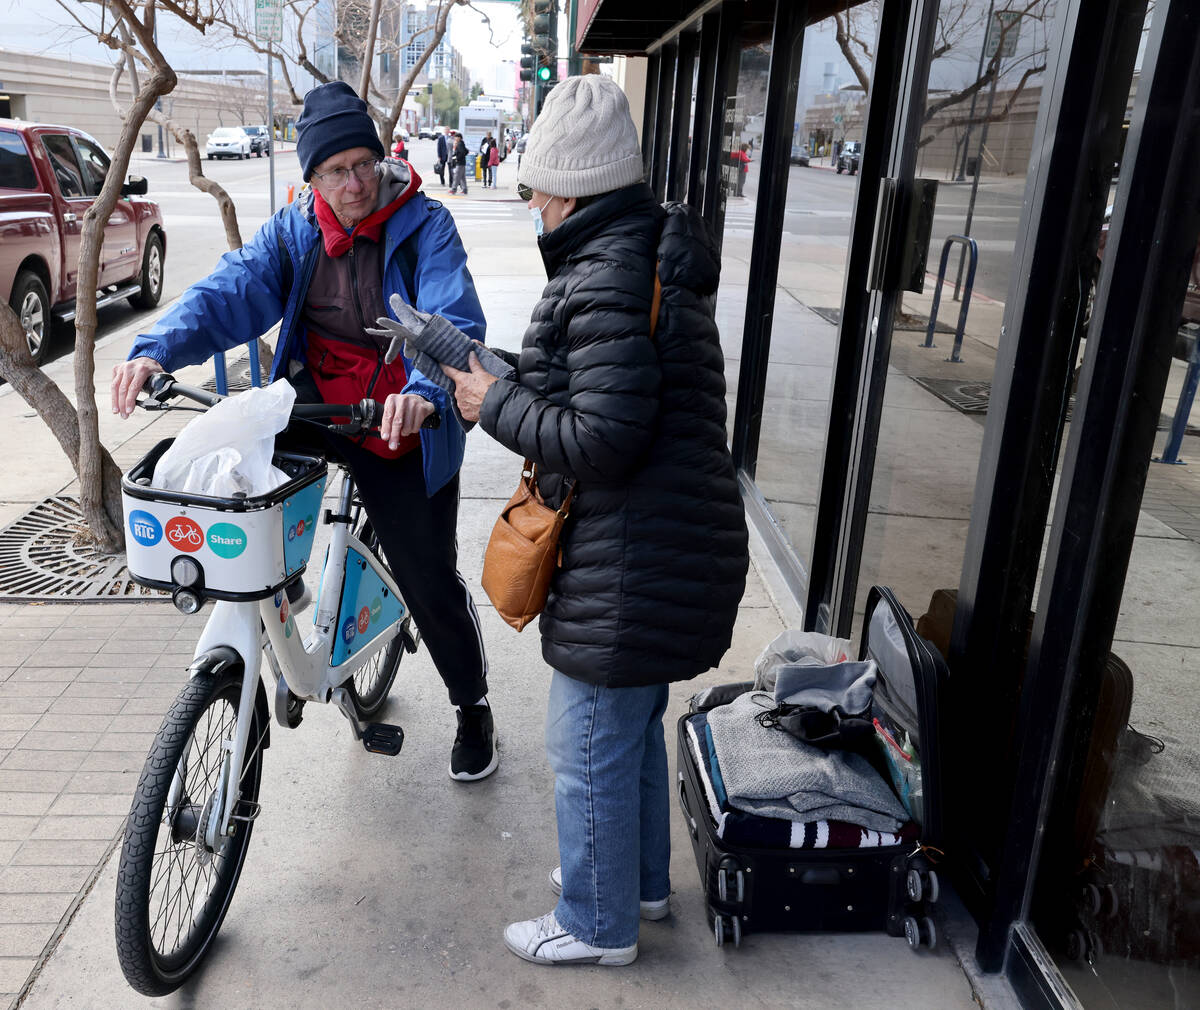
[312,164,423,256]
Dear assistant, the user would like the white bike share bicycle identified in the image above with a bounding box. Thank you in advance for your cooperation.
[114,373,435,995]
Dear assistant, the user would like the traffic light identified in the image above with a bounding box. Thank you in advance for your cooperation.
[531,0,558,85]
[519,42,536,83]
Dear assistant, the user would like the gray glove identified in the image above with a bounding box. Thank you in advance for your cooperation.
[367,295,516,429]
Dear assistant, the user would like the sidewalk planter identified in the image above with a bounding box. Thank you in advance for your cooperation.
[121,437,327,601]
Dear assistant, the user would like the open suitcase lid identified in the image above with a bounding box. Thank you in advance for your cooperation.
[859,586,948,845]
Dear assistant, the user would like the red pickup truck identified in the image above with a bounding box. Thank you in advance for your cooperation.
[0,119,167,365]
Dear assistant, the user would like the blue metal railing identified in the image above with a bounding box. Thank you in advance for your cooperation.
[922,234,979,364]
[1154,331,1200,465]
[212,342,263,396]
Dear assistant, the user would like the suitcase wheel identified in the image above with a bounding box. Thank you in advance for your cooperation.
[713,913,742,949]
[906,867,940,905]
[903,915,938,951]
[717,858,745,904]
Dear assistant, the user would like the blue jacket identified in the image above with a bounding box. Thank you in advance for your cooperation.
[128,177,486,496]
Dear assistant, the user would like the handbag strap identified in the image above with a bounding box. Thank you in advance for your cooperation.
[649,264,662,340]
[525,460,576,518]
[520,261,657,518]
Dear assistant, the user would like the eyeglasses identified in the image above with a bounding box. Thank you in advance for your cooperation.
[311,158,380,190]
[516,182,533,201]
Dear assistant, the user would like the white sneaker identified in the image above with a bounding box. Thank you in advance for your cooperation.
[549,866,670,921]
[504,911,637,966]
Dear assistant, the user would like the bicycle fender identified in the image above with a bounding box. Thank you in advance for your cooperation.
[186,646,271,753]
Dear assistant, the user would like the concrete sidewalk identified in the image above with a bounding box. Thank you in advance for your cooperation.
[0,206,1012,1009]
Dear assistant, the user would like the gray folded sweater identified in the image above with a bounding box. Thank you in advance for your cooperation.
[707,691,909,832]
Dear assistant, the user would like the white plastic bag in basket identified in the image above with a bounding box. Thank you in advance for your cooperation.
[153,380,297,497]
[752,629,854,693]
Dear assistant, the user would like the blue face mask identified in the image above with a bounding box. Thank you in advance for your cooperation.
[530,196,554,237]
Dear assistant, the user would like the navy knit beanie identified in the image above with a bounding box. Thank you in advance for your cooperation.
[296,81,385,181]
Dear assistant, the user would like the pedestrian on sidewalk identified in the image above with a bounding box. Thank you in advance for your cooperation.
[110,81,499,783]
[441,73,749,967]
[480,132,495,188]
[734,142,750,197]
[487,140,500,189]
[450,131,469,195]
[435,127,449,186]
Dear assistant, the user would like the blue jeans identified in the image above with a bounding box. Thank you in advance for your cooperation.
[545,670,671,948]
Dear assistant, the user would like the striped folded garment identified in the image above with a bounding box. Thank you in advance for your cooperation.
[684,712,916,851]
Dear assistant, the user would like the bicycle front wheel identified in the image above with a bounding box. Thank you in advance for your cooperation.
[115,668,265,996]
[345,517,406,718]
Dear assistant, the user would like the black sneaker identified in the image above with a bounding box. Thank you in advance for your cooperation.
[450,704,498,781]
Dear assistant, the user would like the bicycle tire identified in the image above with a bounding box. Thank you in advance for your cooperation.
[344,518,406,719]
[115,668,265,996]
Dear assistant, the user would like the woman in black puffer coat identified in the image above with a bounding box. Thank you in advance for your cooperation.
[444,74,747,967]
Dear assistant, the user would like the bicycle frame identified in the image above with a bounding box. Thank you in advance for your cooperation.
[174,466,408,841]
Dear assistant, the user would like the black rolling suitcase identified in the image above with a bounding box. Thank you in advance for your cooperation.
[677,586,947,950]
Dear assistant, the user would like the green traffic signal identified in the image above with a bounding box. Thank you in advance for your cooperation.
[537,65,551,82]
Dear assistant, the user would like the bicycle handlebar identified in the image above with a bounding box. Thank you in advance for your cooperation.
[143,373,441,433]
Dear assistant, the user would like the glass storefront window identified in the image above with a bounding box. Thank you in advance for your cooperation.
[853,0,1063,622]
[733,17,874,567]
[1029,14,1200,991]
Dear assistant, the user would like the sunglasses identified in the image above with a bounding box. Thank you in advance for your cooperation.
[516,182,533,202]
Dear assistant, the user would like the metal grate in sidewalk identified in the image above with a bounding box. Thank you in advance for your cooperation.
[911,376,992,413]
[0,496,161,601]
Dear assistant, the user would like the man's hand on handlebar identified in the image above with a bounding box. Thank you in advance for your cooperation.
[379,393,435,449]
[112,357,164,419]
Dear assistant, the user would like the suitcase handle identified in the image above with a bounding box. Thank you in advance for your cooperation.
[677,775,698,840]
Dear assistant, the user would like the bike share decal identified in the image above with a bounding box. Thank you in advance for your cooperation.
[279,596,289,624]
[164,517,204,553]
[128,510,162,547]
[331,547,405,667]
[207,522,248,559]
[282,481,326,575]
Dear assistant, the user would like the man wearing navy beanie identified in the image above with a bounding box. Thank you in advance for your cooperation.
[113,80,500,782]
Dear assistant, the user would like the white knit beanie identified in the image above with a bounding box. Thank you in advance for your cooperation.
[517,75,644,198]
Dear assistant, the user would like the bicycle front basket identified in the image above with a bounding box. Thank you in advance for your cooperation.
[121,438,328,602]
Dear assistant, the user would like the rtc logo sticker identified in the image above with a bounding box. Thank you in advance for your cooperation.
[287,523,296,542]
[207,522,247,559]
[164,516,204,552]
[295,518,306,539]
[128,510,162,547]
[357,606,370,634]
[279,596,289,624]
[284,616,295,639]
[341,616,357,645]
[370,596,383,624]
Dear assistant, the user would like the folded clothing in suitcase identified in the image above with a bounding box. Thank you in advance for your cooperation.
[678,586,947,950]
[683,710,918,851]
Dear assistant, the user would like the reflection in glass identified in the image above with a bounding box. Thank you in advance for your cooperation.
[855,0,1060,621]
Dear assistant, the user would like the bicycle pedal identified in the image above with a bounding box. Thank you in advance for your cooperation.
[361,722,405,756]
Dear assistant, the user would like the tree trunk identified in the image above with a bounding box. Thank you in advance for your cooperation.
[75,65,176,553]
[0,305,125,550]
[379,1,459,145]
[358,0,386,101]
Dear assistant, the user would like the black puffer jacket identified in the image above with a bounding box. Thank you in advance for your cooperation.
[479,183,748,687]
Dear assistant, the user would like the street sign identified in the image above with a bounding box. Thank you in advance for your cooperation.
[834,114,843,124]
[984,12,1021,59]
[255,0,283,43]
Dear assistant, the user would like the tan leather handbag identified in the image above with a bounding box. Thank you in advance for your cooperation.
[481,270,661,632]
[481,461,576,631]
